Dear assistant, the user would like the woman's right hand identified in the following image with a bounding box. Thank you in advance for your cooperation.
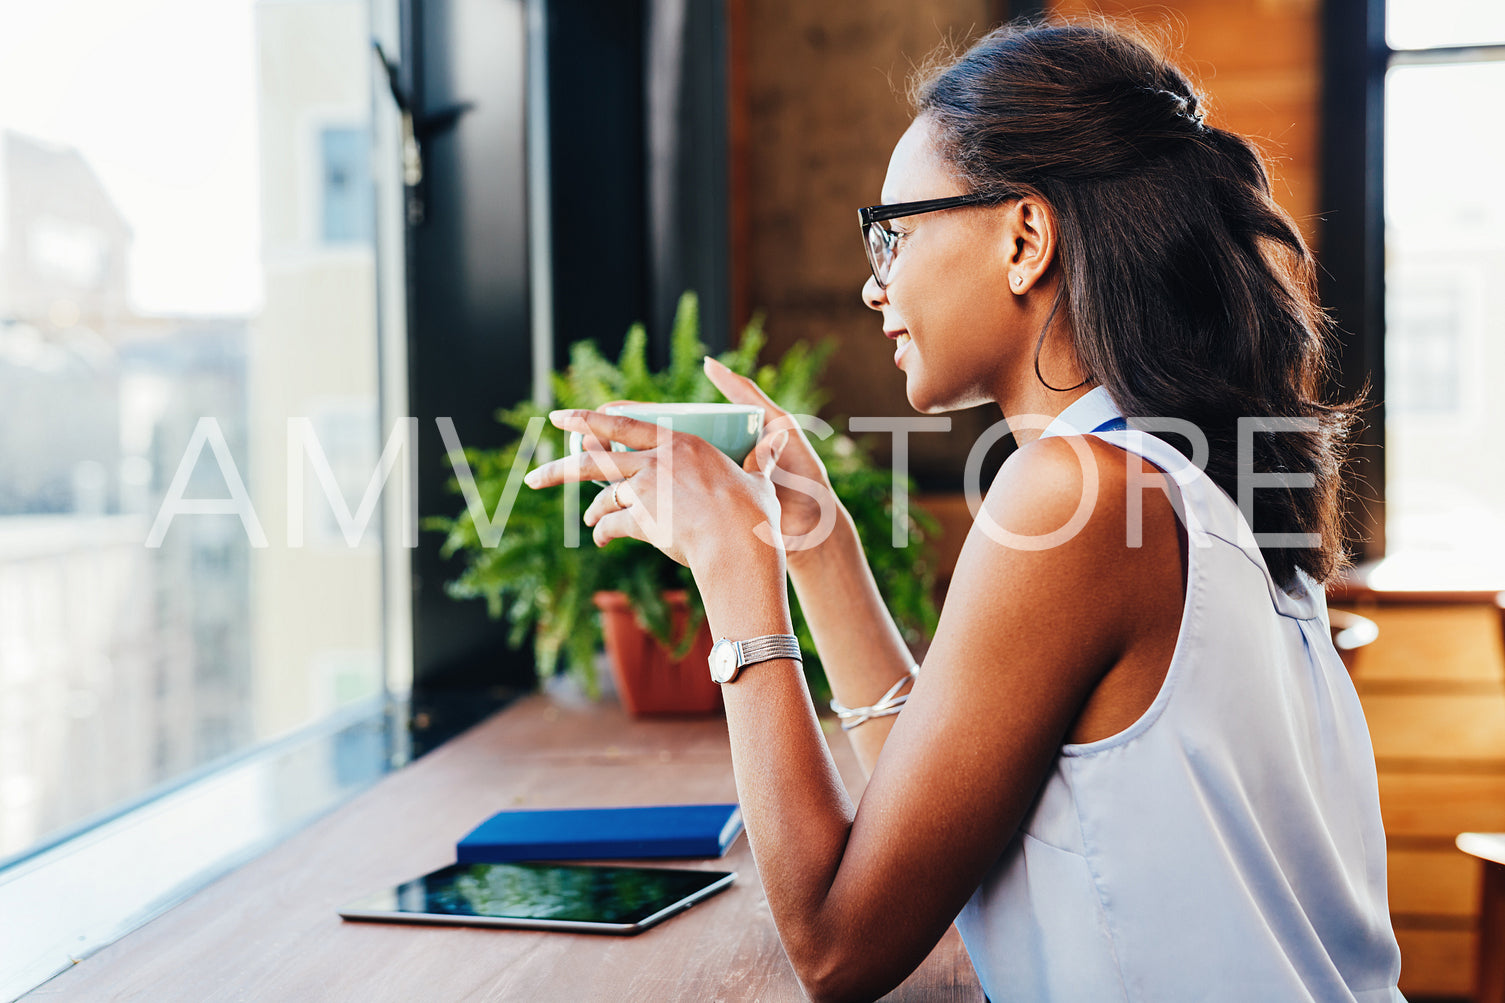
[703,356,844,556]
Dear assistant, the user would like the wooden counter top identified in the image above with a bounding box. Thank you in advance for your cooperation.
[24,694,984,1002]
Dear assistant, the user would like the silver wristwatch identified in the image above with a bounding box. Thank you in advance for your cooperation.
[708,634,802,684]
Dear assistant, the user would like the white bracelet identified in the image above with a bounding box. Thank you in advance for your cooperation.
[829,664,920,731]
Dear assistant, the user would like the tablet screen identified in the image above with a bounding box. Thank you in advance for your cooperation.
[340,861,735,933]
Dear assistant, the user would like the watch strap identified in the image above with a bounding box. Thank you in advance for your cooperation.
[734,634,802,668]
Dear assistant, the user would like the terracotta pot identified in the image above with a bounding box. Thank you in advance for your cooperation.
[593,589,721,716]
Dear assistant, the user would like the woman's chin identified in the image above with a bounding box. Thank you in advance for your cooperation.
[903,374,951,412]
[903,385,947,415]
[905,378,983,416]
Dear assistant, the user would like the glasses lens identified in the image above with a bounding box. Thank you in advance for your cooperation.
[864,222,894,288]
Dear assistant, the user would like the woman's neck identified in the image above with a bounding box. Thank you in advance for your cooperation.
[994,377,1098,446]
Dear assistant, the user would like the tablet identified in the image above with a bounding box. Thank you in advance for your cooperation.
[338,861,736,935]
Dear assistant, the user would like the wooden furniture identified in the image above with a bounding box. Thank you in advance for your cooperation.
[1458,834,1505,1003]
[22,695,983,1002]
[1330,583,1505,998]
[1472,591,1505,1003]
[1329,608,1380,673]
[1498,591,1505,656]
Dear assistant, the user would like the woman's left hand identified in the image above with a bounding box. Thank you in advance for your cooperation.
[523,408,792,572]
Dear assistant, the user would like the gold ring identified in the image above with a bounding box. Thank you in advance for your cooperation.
[612,482,624,509]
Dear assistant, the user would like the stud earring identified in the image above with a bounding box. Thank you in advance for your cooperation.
[1011,274,1024,289]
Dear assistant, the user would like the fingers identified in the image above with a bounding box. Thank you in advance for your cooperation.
[588,507,644,548]
[583,483,615,527]
[580,402,644,451]
[768,428,790,466]
[743,415,801,474]
[583,478,634,527]
[703,356,785,415]
[549,408,664,451]
[583,479,649,549]
[524,446,649,489]
[763,410,804,438]
[748,428,791,476]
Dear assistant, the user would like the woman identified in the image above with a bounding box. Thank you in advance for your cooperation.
[525,20,1404,1003]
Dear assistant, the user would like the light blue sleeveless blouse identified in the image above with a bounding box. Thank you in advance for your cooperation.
[953,386,1405,1002]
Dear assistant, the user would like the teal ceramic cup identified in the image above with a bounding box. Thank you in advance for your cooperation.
[568,403,764,484]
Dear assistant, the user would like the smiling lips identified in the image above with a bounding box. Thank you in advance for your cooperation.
[887,330,912,366]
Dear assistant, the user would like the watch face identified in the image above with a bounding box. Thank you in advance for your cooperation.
[710,640,738,684]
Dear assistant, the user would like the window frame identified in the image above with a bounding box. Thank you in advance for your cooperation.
[1322,0,1505,571]
[0,0,415,996]
[0,697,399,999]
[1319,0,1389,565]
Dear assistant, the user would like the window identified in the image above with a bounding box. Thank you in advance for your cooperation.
[320,125,375,244]
[0,0,410,995]
[1386,270,1468,417]
[304,397,383,549]
[1381,1,1505,584]
[1388,0,1505,48]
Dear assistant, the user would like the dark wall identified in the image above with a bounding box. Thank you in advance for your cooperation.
[404,0,734,753]
[546,0,648,363]
[641,0,731,356]
[406,0,535,754]
[547,0,731,364]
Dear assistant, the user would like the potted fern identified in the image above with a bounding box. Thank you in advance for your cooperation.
[427,292,939,713]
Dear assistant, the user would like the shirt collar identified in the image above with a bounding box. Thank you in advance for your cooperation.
[1038,385,1124,439]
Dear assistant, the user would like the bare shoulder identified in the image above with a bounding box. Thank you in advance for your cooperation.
[950,432,1181,664]
[980,432,1147,548]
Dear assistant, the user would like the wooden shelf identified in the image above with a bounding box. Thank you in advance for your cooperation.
[24,696,982,1002]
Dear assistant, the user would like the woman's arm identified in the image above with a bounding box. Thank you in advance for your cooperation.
[528,416,1145,1002]
[784,513,917,777]
[702,357,925,776]
[705,433,1138,1001]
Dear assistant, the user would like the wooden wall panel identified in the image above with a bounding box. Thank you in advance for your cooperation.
[1378,774,1505,839]
[1347,604,1505,686]
[1049,0,1322,248]
[1395,927,1479,999]
[741,0,995,477]
[1337,596,1505,998]
[1388,848,1481,917]
[1363,694,1505,763]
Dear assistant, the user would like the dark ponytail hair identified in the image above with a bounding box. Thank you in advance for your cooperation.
[913,19,1359,592]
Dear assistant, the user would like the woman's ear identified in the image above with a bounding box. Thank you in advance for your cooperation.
[1002,196,1056,295]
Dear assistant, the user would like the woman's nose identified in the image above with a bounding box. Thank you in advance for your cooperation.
[862,273,886,312]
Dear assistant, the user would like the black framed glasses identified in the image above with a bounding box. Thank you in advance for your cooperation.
[858,192,1006,289]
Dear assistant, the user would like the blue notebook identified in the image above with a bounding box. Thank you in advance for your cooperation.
[456,803,743,863]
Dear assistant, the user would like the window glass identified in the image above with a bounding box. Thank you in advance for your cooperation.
[0,0,391,861]
[321,126,375,244]
[1388,0,1505,50]
[1383,61,1505,578]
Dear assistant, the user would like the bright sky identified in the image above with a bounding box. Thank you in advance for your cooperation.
[0,0,261,316]
[1388,0,1505,49]
[1384,0,1503,239]
[1385,61,1505,236]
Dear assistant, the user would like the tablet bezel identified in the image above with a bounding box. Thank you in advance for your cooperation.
[338,861,737,935]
